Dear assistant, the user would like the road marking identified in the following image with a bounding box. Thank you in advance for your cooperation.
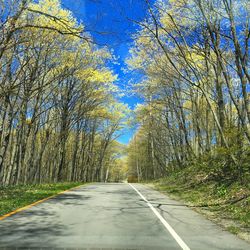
[0,184,86,221]
[129,183,191,250]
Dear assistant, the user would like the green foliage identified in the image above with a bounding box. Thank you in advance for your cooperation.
[0,182,84,216]
[153,172,250,237]
[195,143,250,183]
[215,184,228,197]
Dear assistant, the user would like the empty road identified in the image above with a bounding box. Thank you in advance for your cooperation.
[0,183,249,250]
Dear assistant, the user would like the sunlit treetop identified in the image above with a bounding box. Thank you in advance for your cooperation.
[27,0,83,37]
[158,0,198,33]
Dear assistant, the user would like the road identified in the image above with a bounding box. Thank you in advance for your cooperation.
[0,183,249,250]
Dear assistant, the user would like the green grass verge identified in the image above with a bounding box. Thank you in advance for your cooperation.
[151,169,249,240]
[0,182,85,216]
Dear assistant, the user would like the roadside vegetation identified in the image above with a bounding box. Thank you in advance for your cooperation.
[126,0,249,240]
[0,182,84,217]
[152,170,249,241]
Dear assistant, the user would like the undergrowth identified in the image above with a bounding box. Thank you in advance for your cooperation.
[152,166,250,240]
[0,182,84,216]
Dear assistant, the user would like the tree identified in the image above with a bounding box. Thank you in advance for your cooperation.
[126,0,249,182]
[0,0,128,185]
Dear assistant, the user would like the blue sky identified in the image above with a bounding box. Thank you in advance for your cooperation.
[62,0,148,144]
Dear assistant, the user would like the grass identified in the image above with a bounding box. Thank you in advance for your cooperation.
[0,182,85,216]
[151,169,250,241]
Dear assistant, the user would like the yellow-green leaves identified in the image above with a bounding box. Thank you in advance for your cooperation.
[28,0,82,37]
[82,69,117,84]
[159,0,196,32]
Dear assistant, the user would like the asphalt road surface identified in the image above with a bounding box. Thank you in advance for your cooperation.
[0,183,249,250]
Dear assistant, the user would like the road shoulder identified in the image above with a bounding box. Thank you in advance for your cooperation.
[0,182,86,220]
[144,181,250,243]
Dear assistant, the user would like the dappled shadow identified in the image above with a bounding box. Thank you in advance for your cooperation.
[0,184,187,249]
[0,191,94,248]
[0,213,67,248]
[48,193,92,206]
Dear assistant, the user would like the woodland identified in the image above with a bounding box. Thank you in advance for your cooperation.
[127,0,250,185]
[0,0,128,185]
[0,0,249,187]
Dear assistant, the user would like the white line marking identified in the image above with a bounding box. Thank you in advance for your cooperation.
[129,183,190,250]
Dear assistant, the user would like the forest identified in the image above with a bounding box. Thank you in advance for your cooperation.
[0,0,128,185]
[126,0,250,185]
[0,0,249,187]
